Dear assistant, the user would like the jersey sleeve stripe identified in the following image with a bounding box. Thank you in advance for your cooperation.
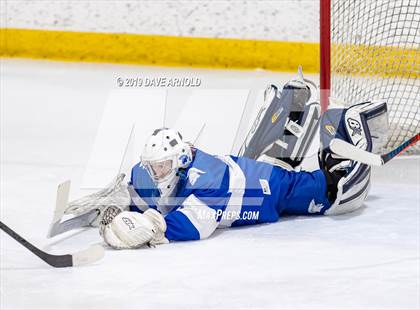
[178,194,219,239]
[215,155,246,227]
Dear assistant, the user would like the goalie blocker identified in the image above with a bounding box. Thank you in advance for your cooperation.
[319,100,389,215]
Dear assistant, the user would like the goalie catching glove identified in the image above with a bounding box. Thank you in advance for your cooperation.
[64,173,131,227]
[99,207,169,249]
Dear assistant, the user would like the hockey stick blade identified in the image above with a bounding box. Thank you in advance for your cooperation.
[330,139,383,166]
[47,180,71,238]
[48,180,99,238]
[49,185,152,237]
[330,133,420,166]
[71,244,105,267]
[1,221,104,268]
[48,209,99,238]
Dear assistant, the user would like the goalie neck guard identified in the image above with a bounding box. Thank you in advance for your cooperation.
[140,128,193,197]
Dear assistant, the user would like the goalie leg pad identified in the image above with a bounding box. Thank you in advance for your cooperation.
[324,161,371,215]
[320,101,388,215]
[241,67,321,170]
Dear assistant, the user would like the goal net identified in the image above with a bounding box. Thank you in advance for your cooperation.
[320,0,419,154]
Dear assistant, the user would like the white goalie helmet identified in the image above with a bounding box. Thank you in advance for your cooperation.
[140,128,192,197]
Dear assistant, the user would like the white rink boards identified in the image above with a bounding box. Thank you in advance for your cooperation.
[1,59,419,310]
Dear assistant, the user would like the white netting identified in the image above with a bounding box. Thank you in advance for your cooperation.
[330,0,420,153]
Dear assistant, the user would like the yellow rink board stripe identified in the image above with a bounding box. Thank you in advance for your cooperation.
[1,28,418,77]
[331,44,419,78]
[0,28,318,72]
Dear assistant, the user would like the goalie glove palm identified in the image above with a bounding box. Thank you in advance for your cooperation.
[102,209,168,249]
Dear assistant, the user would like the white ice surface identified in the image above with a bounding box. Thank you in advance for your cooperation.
[1,59,419,310]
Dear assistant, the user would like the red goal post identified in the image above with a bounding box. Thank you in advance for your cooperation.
[320,0,331,113]
[320,0,419,153]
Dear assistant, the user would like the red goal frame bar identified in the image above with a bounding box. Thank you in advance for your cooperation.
[320,0,331,112]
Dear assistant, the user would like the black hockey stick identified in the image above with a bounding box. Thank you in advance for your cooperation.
[330,133,420,166]
[0,221,104,268]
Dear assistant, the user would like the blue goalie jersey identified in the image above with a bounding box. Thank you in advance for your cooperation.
[129,149,331,241]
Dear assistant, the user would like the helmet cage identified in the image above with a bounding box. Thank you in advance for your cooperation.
[143,158,175,183]
[140,128,193,197]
